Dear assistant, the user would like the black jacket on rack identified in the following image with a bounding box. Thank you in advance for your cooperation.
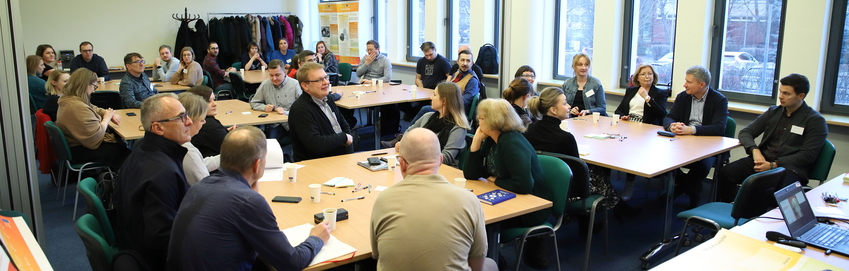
[175,21,193,59]
[287,15,303,53]
[192,19,209,63]
[270,16,281,47]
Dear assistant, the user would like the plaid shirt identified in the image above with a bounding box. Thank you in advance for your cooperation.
[202,54,227,87]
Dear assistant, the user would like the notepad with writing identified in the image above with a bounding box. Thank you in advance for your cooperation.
[477,189,517,205]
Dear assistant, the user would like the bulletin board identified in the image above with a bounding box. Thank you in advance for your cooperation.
[319,2,361,64]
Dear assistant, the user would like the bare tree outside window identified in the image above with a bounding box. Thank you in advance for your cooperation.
[450,0,471,60]
[555,0,595,78]
[718,0,782,96]
[835,4,849,105]
[409,0,426,58]
[629,0,677,86]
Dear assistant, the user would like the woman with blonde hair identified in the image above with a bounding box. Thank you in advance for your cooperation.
[178,92,220,185]
[561,53,608,116]
[55,68,130,168]
[393,82,469,167]
[26,55,48,112]
[502,77,535,126]
[170,47,203,86]
[42,70,69,121]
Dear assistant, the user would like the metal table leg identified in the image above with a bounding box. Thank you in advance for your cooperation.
[372,107,381,150]
[486,222,501,259]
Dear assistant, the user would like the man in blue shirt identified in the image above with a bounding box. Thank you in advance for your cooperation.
[119,53,158,108]
[70,41,110,80]
[168,126,330,271]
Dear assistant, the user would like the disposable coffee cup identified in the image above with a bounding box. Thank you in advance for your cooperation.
[261,66,266,72]
[98,77,105,84]
[323,208,337,230]
[387,156,397,171]
[378,79,384,88]
[240,68,245,76]
[286,164,298,182]
[371,79,378,85]
[309,184,321,203]
[612,114,620,125]
[592,112,601,124]
[454,178,467,188]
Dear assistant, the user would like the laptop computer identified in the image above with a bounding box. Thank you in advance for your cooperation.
[773,181,849,256]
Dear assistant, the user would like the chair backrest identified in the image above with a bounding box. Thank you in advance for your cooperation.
[202,75,210,88]
[75,214,118,271]
[90,91,124,110]
[202,70,214,89]
[467,93,481,123]
[478,78,487,100]
[456,142,471,171]
[228,72,248,101]
[537,151,590,201]
[725,116,736,138]
[536,154,572,217]
[808,139,835,183]
[112,249,154,271]
[231,62,242,70]
[77,177,115,246]
[43,121,73,161]
[338,63,353,83]
[730,167,786,222]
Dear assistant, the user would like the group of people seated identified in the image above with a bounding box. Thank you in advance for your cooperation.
[30,35,829,270]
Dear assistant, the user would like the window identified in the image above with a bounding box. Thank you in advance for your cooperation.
[710,0,785,105]
[821,0,849,114]
[621,0,679,87]
[373,0,388,49]
[554,0,595,79]
[406,0,427,60]
[448,0,471,61]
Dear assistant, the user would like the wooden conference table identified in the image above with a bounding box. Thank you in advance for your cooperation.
[108,100,288,140]
[334,83,433,149]
[95,80,190,92]
[242,70,268,84]
[256,149,553,270]
[562,116,740,245]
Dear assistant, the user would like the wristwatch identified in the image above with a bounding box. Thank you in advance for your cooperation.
[769,162,775,170]
[156,66,162,69]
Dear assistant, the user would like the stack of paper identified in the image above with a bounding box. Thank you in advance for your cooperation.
[323,177,355,188]
[258,139,306,182]
[281,223,357,266]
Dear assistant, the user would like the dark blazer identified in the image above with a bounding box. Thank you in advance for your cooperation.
[191,116,228,157]
[663,87,728,136]
[524,115,579,157]
[738,102,828,179]
[615,85,668,125]
[289,93,352,162]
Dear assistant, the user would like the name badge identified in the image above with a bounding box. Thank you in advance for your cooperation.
[585,89,595,97]
[790,125,804,135]
[183,69,188,74]
[286,59,292,63]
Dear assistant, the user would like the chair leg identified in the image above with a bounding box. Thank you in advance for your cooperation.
[551,231,562,271]
[584,211,595,271]
[55,163,65,200]
[514,237,527,271]
[674,222,691,256]
[62,164,71,206]
[72,168,85,221]
[603,208,609,255]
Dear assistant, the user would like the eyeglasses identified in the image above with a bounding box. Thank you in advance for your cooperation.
[132,60,146,65]
[639,73,654,77]
[305,76,330,84]
[152,112,189,124]
[90,82,99,91]
[521,74,536,79]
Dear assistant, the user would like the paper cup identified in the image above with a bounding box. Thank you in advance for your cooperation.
[387,156,397,171]
[286,164,298,182]
[559,121,568,131]
[323,208,337,230]
[309,184,321,203]
[612,114,620,125]
[98,77,105,84]
[261,66,266,72]
[454,178,467,188]
[592,112,601,124]
[378,79,384,87]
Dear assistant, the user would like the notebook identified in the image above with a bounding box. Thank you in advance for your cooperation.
[477,189,516,205]
[773,181,849,257]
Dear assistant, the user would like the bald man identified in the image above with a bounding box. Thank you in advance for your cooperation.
[449,45,484,80]
[370,128,497,271]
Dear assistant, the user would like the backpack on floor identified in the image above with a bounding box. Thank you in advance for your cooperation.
[476,43,499,74]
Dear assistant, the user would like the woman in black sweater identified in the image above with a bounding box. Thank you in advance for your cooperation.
[186,86,236,157]
[502,77,534,126]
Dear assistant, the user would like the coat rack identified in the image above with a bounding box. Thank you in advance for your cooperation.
[173,8,200,22]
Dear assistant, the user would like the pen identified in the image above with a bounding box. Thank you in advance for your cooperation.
[225,111,233,114]
[354,184,371,193]
[352,182,362,192]
[341,196,365,202]
[371,152,388,156]
[670,138,679,141]
[321,191,335,195]
[467,189,474,192]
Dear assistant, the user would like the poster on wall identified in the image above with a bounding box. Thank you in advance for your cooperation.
[319,2,360,65]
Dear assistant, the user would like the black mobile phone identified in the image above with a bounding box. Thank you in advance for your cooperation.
[314,208,349,224]
[272,196,302,203]
[258,113,268,118]
[367,157,381,165]
[125,112,137,116]
[657,131,676,137]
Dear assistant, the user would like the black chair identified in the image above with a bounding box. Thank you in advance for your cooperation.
[112,249,154,271]
[228,72,252,102]
[674,167,786,255]
[90,91,124,109]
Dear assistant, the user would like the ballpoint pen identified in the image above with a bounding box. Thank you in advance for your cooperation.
[321,192,335,195]
[341,196,365,202]
[353,182,362,192]
[225,111,233,114]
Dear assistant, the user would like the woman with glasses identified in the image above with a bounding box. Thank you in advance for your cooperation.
[514,65,538,95]
[55,68,130,168]
[502,77,535,126]
[177,92,220,185]
[614,64,669,201]
[170,47,203,87]
[561,53,607,116]
[186,85,237,158]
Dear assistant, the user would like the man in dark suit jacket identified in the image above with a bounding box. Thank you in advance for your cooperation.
[717,74,828,202]
[289,62,353,161]
[662,65,728,208]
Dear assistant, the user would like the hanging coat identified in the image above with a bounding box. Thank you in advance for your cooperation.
[262,17,273,54]
[175,21,193,57]
[270,16,281,49]
[192,19,210,63]
[239,16,251,52]
[287,15,304,53]
[248,15,260,47]
[280,15,294,51]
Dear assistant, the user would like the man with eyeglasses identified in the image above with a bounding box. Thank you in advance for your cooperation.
[289,62,353,162]
[451,49,481,114]
[203,41,236,93]
[119,52,158,108]
[250,59,302,143]
[115,93,194,269]
[70,41,110,80]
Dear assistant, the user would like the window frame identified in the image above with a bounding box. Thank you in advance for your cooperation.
[820,0,849,115]
[552,0,595,80]
[619,0,679,89]
[708,0,788,106]
[406,0,428,62]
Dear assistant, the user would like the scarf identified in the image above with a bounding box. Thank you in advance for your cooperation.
[423,113,454,149]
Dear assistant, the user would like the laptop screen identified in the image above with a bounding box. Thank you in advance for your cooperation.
[773,182,818,237]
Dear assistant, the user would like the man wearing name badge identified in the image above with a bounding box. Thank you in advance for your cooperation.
[716,73,828,203]
[289,62,353,162]
[371,128,498,271]
[250,59,302,144]
[203,41,236,93]
[168,126,330,271]
[662,65,728,208]
[114,93,193,269]
[153,45,180,82]
[70,41,110,80]
[119,53,158,108]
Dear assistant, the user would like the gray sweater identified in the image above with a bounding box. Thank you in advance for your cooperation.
[356,53,392,81]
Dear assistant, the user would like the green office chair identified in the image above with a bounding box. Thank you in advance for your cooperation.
[77,177,115,246]
[202,70,214,89]
[467,93,481,124]
[228,72,252,102]
[674,167,786,255]
[76,214,119,271]
[0,210,31,228]
[231,62,242,70]
[338,63,352,85]
[808,139,835,185]
[499,154,570,271]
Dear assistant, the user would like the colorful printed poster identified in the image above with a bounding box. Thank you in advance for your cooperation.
[319,2,360,65]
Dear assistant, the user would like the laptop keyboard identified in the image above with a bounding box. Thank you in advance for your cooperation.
[807,224,849,247]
